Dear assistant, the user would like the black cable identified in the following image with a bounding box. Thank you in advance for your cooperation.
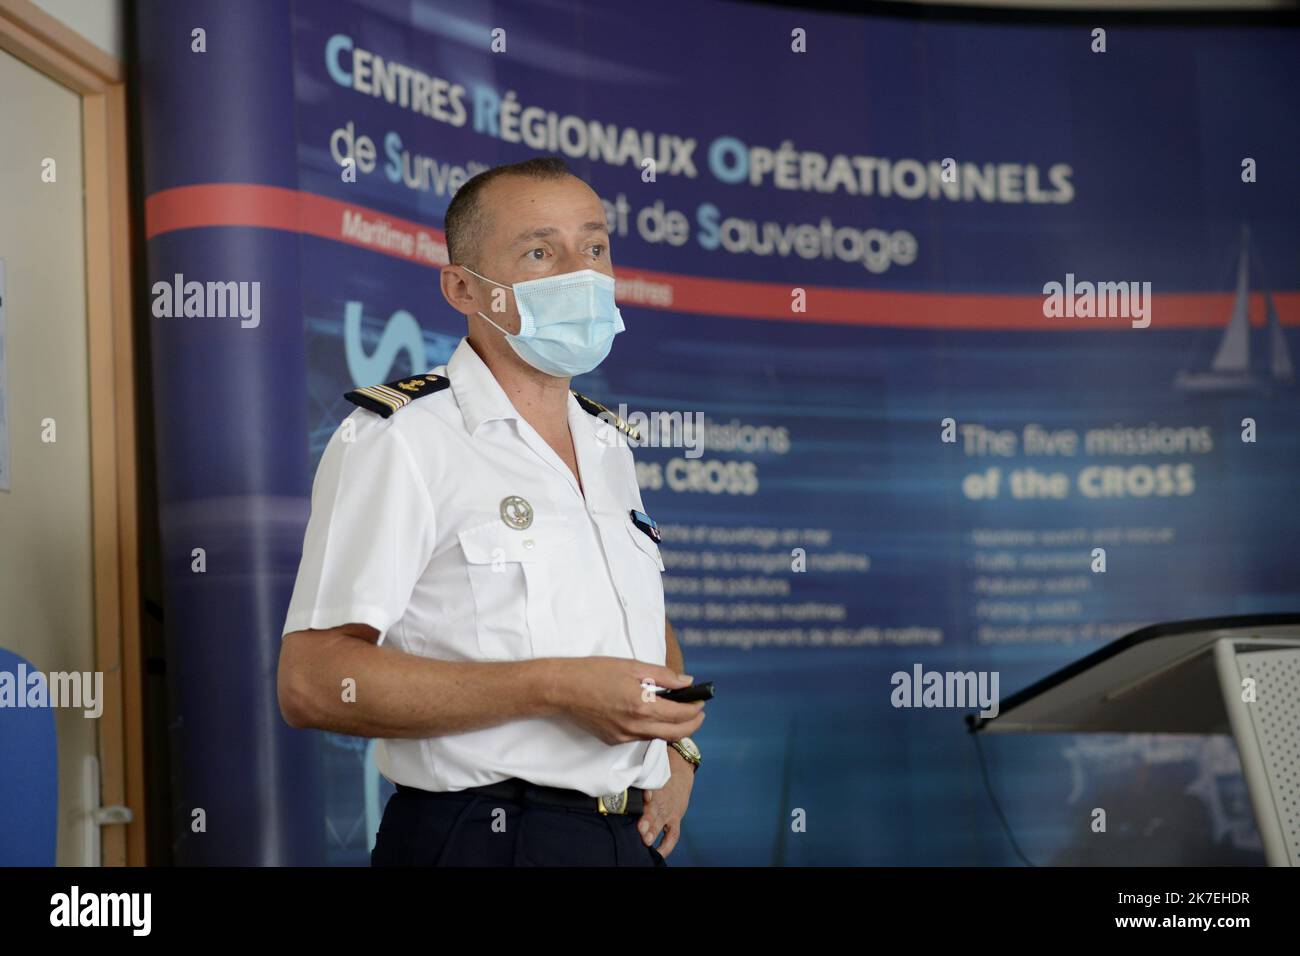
[969,724,1037,867]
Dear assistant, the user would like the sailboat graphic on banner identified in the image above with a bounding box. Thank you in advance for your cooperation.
[1175,226,1295,392]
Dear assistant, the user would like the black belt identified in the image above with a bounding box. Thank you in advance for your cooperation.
[397,778,645,816]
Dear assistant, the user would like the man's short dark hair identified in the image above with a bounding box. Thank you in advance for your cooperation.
[445,156,574,266]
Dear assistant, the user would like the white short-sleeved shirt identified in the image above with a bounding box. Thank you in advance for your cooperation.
[282,336,670,796]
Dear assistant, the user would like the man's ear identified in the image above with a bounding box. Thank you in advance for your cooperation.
[440,265,475,314]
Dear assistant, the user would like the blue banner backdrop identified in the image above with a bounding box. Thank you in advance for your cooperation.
[137,0,1300,864]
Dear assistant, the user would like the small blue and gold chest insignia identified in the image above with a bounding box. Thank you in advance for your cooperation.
[344,373,451,418]
[630,509,661,543]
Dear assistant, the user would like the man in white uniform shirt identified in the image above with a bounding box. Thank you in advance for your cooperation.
[277,157,705,866]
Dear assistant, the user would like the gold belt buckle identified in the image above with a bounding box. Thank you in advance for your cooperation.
[597,789,629,815]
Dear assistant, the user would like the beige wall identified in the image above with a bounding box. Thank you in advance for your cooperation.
[0,45,99,866]
[30,0,124,60]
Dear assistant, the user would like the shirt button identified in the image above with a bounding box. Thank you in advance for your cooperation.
[523,539,535,550]
[620,595,628,607]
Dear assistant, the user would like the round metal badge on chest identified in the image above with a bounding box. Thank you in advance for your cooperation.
[499,495,534,530]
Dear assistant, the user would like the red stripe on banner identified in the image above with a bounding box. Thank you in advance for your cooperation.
[145,183,449,267]
[612,272,1300,331]
[144,183,1300,331]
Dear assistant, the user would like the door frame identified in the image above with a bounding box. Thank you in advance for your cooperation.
[0,0,143,866]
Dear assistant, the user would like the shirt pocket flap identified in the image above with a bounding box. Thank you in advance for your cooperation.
[626,521,666,571]
[458,517,576,565]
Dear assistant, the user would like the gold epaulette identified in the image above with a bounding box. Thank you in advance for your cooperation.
[344,373,451,418]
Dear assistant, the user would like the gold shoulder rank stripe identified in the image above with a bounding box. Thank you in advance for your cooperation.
[344,373,451,418]
[572,389,640,442]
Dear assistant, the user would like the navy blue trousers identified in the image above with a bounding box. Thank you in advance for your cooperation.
[370,785,668,866]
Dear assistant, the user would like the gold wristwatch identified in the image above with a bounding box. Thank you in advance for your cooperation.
[669,736,701,772]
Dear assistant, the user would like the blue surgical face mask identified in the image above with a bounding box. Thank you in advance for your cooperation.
[461,266,625,378]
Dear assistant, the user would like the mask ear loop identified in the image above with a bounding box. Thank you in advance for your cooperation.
[459,264,509,289]
[461,265,520,338]
[476,310,514,337]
